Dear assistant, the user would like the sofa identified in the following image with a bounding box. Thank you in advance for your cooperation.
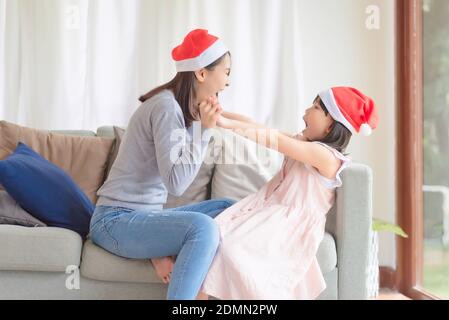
[0,124,373,300]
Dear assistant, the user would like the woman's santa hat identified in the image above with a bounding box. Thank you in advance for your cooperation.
[318,87,379,136]
[172,29,228,72]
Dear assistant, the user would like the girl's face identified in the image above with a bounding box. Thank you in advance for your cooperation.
[194,53,231,103]
[301,97,335,141]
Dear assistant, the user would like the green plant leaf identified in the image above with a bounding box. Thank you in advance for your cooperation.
[372,218,408,238]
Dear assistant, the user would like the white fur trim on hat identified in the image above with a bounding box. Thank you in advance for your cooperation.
[175,39,228,72]
[318,89,356,134]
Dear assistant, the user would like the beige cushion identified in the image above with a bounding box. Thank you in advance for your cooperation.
[105,126,125,178]
[0,191,46,227]
[211,128,283,201]
[80,239,161,283]
[0,225,82,272]
[0,121,114,204]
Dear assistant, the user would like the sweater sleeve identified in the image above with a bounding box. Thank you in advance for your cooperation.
[151,100,212,196]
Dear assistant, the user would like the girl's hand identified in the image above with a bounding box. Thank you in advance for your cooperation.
[216,115,235,129]
[198,96,221,129]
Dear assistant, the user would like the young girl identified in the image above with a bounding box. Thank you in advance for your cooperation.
[199,86,379,300]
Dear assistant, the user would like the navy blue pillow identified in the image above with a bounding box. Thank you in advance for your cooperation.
[0,142,94,237]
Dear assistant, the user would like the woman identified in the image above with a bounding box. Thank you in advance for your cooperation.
[89,29,235,300]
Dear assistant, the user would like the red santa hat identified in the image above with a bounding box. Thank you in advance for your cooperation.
[172,29,228,72]
[318,86,379,136]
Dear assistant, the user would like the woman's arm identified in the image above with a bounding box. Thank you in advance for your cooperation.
[217,117,340,179]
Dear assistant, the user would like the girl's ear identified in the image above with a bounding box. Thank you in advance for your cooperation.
[194,69,207,83]
[325,121,334,135]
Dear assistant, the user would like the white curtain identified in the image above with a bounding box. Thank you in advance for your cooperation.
[0,0,305,132]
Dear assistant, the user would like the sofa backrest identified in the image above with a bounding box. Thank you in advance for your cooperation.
[0,121,114,204]
[51,130,97,137]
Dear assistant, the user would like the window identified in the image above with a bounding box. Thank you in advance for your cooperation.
[397,0,449,299]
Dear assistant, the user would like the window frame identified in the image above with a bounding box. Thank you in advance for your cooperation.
[396,0,440,300]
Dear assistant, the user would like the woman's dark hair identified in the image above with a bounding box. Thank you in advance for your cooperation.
[138,52,231,128]
[316,96,352,153]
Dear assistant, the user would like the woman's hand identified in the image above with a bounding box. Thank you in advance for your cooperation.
[198,96,222,129]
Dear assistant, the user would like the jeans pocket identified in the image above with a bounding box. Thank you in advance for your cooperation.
[99,213,122,254]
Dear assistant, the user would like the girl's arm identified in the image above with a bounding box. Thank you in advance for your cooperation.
[217,116,341,179]
[221,111,297,138]
[221,111,254,123]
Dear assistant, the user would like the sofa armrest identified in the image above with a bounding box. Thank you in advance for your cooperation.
[0,225,82,272]
[335,163,373,299]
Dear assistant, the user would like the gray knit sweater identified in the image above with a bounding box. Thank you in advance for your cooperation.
[96,90,212,211]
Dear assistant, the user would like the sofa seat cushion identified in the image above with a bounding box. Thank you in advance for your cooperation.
[80,239,161,283]
[80,232,337,284]
[0,225,82,272]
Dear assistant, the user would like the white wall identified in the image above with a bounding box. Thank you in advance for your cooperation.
[296,0,396,268]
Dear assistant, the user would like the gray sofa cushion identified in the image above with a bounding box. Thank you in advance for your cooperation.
[211,128,283,201]
[317,232,337,273]
[0,191,46,227]
[0,225,82,272]
[81,239,161,284]
[80,233,336,283]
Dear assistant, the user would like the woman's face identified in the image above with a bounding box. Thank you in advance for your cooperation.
[302,97,334,141]
[195,53,231,103]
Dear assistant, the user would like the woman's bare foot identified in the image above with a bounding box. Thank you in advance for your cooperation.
[150,256,174,284]
[196,291,209,300]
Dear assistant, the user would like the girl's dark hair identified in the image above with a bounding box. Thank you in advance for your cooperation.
[138,52,230,128]
[316,96,352,153]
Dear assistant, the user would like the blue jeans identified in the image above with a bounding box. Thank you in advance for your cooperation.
[89,198,236,300]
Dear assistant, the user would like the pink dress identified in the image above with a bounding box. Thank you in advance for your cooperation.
[201,142,351,300]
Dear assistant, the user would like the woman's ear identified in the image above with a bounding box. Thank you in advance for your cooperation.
[194,69,207,83]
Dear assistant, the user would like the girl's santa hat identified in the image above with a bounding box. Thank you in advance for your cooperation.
[172,29,228,72]
[319,87,379,136]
